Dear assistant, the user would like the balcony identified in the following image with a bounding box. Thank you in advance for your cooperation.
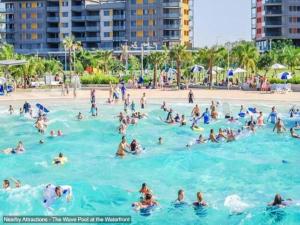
[6,28,15,33]
[113,15,126,20]
[113,36,126,41]
[86,26,100,32]
[47,17,59,22]
[162,2,180,8]
[47,27,60,32]
[72,5,84,11]
[163,24,181,29]
[86,37,100,42]
[47,6,59,12]
[6,8,15,13]
[86,16,100,21]
[113,25,125,30]
[265,0,282,4]
[72,16,85,21]
[163,35,180,40]
[265,10,282,16]
[163,13,181,18]
[74,37,85,42]
[47,38,60,43]
[72,26,85,32]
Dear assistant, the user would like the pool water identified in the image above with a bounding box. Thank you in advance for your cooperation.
[0,100,300,225]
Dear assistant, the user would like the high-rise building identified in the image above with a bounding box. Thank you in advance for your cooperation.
[252,0,300,52]
[0,2,6,43]
[2,0,193,54]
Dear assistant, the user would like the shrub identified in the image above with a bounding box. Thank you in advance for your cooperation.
[269,76,300,84]
[80,73,119,85]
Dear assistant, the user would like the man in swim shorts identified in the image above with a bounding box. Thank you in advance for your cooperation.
[116,136,129,157]
[290,128,300,139]
[267,107,278,124]
[273,118,286,133]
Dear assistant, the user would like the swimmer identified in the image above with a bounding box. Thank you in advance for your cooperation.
[193,192,207,207]
[158,137,163,145]
[267,106,278,124]
[39,140,44,144]
[290,128,300,139]
[57,130,63,136]
[53,153,68,165]
[174,189,186,204]
[35,117,45,134]
[228,116,237,122]
[268,194,290,207]
[130,139,142,154]
[50,130,56,137]
[8,105,14,115]
[180,115,186,126]
[132,193,158,210]
[210,102,218,119]
[116,136,129,157]
[196,134,207,144]
[77,112,83,120]
[3,179,10,190]
[208,129,218,143]
[19,108,24,115]
[199,108,210,124]
[14,180,21,188]
[43,184,73,209]
[191,104,201,117]
[273,118,286,133]
[139,183,152,196]
[131,100,136,112]
[118,123,127,135]
[257,111,265,126]
[216,128,227,141]
[130,117,137,125]
[227,129,236,142]
[161,101,167,111]
[174,113,180,123]
[165,108,174,123]
[90,103,98,116]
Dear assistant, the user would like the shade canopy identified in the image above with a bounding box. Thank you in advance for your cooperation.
[0,59,27,66]
[212,66,224,72]
[191,65,204,73]
[271,63,286,70]
[233,68,247,74]
[0,77,6,84]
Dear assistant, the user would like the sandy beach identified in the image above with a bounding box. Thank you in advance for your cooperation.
[0,88,300,104]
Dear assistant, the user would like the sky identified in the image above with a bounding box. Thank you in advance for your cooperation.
[193,0,252,47]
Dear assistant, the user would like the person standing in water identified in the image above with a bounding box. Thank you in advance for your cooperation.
[267,106,278,124]
[199,108,211,124]
[273,118,286,133]
[140,93,146,109]
[116,136,129,157]
[188,89,194,103]
[8,105,14,115]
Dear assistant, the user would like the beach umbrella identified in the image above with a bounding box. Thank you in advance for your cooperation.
[190,65,204,73]
[0,77,6,84]
[227,69,234,77]
[271,63,286,70]
[36,103,50,113]
[278,72,292,80]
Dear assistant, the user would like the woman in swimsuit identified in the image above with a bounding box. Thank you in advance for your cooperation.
[257,112,265,126]
[193,192,207,207]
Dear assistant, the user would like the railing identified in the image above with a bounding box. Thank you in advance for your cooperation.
[72,6,84,11]
[47,27,59,32]
[72,16,85,21]
[47,17,59,22]
[72,27,86,32]
[163,13,180,18]
[162,2,180,8]
[86,37,100,42]
[46,6,59,12]
[86,26,100,31]
[163,24,181,29]
[47,38,60,42]
[113,15,126,20]
[86,16,100,21]
[265,0,282,4]
[113,25,126,30]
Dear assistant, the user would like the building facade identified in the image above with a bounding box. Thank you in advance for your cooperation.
[2,0,193,54]
[252,0,300,52]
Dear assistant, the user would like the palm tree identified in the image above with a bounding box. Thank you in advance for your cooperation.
[282,45,300,73]
[63,36,81,74]
[169,44,190,87]
[148,51,166,88]
[232,42,259,77]
[12,57,36,88]
[0,44,15,60]
[92,50,114,74]
[196,46,225,89]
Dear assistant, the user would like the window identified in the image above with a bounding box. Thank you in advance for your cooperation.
[131,31,136,37]
[31,2,37,8]
[31,23,37,29]
[62,23,68,27]
[131,21,136,27]
[22,24,26,30]
[137,0,143,4]
[31,33,37,40]
[104,32,110,37]
[104,10,110,16]
[131,10,136,16]
[137,9,143,16]
[104,21,110,27]
[136,19,143,26]
[38,33,42,39]
[62,1,69,6]
[62,12,68,17]
[31,13,37,19]
[26,3,31,8]
[137,31,143,37]
[22,13,26,19]
[131,0,136,4]
[62,33,69,38]
[37,2,43,7]
[143,20,148,26]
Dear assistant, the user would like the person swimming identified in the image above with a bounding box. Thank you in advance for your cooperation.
[290,128,300,139]
[131,101,136,112]
[180,115,186,126]
[43,184,73,209]
[174,113,180,123]
[196,134,207,144]
[273,118,286,133]
[2,141,26,154]
[77,112,83,120]
[53,153,68,165]
[210,102,218,119]
[216,128,227,141]
[174,189,187,205]
[199,108,210,124]
[294,122,300,130]
[161,101,167,111]
[268,194,289,207]
[208,129,218,143]
[116,136,129,157]
[130,139,142,154]
[8,105,14,115]
[158,137,163,145]
[57,130,63,136]
[267,107,278,124]
[3,179,10,190]
[257,112,265,126]
[139,183,152,197]
[132,193,158,211]
[191,104,201,117]
[193,192,207,207]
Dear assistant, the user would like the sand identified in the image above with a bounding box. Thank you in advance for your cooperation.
[0,88,300,104]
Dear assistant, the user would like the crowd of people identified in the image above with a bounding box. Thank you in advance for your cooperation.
[1,86,300,217]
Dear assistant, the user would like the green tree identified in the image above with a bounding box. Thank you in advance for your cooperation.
[257,52,273,76]
[282,45,300,73]
[168,44,191,87]
[148,52,167,88]
[62,36,81,74]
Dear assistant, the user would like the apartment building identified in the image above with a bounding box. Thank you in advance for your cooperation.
[252,0,300,51]
[2,0,193,54]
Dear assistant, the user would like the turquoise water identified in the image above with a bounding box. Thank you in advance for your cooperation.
[0,100,300,225]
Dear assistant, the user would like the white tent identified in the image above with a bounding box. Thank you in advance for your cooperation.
[233,68,247,74]
[271,63,286,70]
